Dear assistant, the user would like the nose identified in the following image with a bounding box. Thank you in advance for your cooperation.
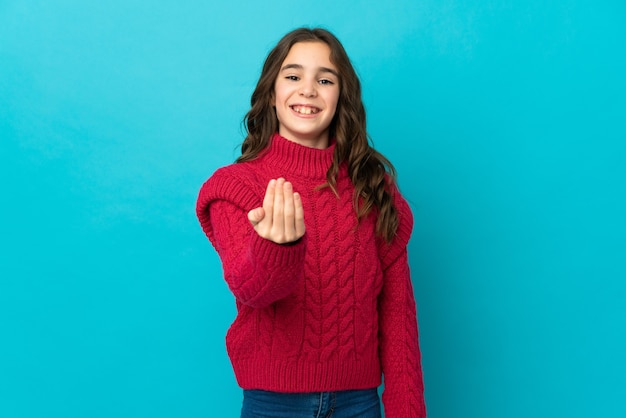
[299,79,317,97]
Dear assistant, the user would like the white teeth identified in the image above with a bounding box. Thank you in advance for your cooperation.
[292,105,318,115]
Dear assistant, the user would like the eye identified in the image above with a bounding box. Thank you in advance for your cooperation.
[286,75,299,81]
[319,79,335,85]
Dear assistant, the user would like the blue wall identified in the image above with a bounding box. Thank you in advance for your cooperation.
[1,1,624,417]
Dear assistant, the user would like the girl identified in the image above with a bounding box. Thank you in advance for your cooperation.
[196,27,426,418]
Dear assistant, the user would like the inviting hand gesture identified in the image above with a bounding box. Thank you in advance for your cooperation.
[247,178,306,244]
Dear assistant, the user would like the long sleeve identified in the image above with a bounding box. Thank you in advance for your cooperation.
[208,199,306,308]
[377,184,426,417]
[378,247,426,417]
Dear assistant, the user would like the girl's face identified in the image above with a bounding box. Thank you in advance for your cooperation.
[273,41,340,149]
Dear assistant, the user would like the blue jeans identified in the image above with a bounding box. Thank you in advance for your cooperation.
[241,388,381,418]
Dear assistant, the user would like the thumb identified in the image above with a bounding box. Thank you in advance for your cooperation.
[247,207,265,226]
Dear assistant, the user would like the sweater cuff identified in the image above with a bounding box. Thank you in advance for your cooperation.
[237,232,307,308]
[249,231,307,272]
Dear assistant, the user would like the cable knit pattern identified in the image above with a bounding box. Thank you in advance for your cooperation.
[196,133,426,417]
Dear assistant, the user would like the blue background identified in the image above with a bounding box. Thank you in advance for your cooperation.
[1,1,625,417]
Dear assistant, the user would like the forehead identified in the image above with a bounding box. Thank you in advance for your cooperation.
[281,41,336,70]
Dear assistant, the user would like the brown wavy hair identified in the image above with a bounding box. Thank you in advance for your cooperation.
[237,27,399,242]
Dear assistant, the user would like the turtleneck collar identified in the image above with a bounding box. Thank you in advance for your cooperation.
[259,133,336,179]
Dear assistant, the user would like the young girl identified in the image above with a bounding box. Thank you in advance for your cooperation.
[196,27,426,418]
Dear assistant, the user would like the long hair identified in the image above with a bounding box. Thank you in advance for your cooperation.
[238,27,399,242]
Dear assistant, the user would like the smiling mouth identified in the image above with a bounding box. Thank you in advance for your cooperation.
[290,105,321,115]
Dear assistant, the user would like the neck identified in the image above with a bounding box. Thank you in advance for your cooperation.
[279,131,329,150]
[260,133,336,179]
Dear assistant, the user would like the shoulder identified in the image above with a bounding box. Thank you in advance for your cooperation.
[197,163,264,213]
[391,180,414,242]
[378,179,414,266]
[196,162,266,242]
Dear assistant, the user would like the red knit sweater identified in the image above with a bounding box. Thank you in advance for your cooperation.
[196,133,425,417]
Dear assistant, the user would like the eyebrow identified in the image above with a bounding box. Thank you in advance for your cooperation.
[280,63,339,78]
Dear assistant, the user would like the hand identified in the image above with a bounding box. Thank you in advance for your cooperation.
[247,178,305,244]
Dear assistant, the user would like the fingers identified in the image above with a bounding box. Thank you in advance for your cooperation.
[247,207,265,226]
[273,178,285,235]
[294,192,305,238]
[261,179,276,226]
[283,180,295,226]
[251,178,306,244]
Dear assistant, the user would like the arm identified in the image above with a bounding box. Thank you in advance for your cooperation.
[377,184,426,417]
[378,248,426,418]
[204,177,306,308]
[209,198,306,308]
